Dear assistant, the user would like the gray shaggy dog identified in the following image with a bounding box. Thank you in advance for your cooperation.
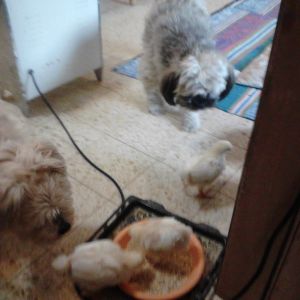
[140,0,235,132]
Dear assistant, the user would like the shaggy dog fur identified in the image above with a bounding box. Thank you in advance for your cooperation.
[0,99,74,240]
[140,0,235,132]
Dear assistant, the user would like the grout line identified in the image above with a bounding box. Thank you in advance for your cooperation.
[31,113,178,205]
[166,113,252,152]
[59,113,176,169]
[111,159,163,198]
[68,174,115,203]
[189,168,242,221]
[30,84,249,172]
[214,165,243,200]
[63,116,244,208]
[46,108,168,165]
[31,109,245,211]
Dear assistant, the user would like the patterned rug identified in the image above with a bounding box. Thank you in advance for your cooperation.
[113,0,281,121]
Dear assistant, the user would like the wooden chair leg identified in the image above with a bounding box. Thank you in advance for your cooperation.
[94,67,103,82]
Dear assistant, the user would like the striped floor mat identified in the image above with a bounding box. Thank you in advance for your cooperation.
[113,0,281,121]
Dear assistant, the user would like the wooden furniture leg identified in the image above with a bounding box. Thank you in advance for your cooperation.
[94,68,103,82]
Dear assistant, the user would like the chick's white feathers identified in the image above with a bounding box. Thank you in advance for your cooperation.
[52,254,70,273]
[189,140,232,183]
[52,240,143,293]
[183,140,233,198]
[129,217,192,251]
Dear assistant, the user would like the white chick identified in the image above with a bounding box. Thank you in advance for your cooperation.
[129,217,192,251]
[52,239,143,294]
[182,140,233,198]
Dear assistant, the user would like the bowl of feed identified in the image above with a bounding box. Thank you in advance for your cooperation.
[114,219,205,300]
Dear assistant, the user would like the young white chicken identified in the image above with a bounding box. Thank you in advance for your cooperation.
[52,239,143,294]
[129,217,193,251]
[182,140,233,198]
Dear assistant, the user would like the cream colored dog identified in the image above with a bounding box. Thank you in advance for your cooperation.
[0,99,74,240]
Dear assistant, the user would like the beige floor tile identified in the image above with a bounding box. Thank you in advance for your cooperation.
[199,109,253,150]
[220,167,244,200]
[28,77,111,116]
[64,125,155,193]
[168,108,253,150]
[123,161,202,221]
[69,177,115,225]
[101,1,151,57]
[163,129,246,171]
[95,65,146,108]
[119,161,237,255]
[28,111,157,199]
[160,131,246,203]
[55,92,191,163]
[193,194,235,235]
[93,60,253,155]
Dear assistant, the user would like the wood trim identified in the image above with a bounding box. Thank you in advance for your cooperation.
[216,0,300,299]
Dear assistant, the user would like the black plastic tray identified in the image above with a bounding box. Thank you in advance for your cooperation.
[75,196,226,300]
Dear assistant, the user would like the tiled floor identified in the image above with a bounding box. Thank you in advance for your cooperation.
[0,1,254,299]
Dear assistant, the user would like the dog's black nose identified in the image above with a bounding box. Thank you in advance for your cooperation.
[58,221,71,235]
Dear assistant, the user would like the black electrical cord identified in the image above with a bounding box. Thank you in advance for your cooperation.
[231,195,300,300]
[28,69,125,206]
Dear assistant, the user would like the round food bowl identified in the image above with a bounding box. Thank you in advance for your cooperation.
[114,219,205,300]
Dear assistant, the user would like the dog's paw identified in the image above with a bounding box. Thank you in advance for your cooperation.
[183,123,200,133]
[149,104,166,116]
[182,111,201,133]
[182,118,201,133]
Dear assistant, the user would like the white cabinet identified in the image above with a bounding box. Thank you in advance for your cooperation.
[0,0,103,109]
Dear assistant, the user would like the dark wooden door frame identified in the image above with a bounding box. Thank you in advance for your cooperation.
[216,0,300,299]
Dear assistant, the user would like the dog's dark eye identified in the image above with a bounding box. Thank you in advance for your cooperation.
[53,212,71,235]
[160,72,179,106]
